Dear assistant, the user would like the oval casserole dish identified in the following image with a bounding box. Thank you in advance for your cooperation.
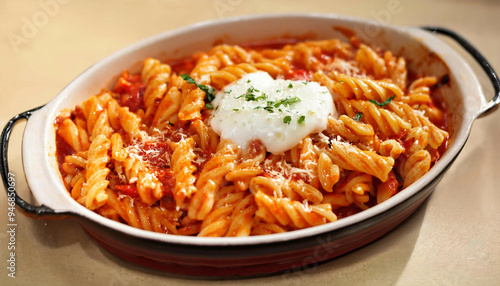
[2,13,499,276]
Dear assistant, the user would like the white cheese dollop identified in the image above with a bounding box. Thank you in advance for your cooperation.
[210,72,336,154]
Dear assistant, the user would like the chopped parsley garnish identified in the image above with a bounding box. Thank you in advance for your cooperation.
[205,103,213,110]
[254,101,275,113]
[236,86,267,101]
[263,102,275,112]
[251,96,301,114]
[298,115,306,124]
[288,83,293,88]
[354,112,363,122]
[181,74,216,107]
[369,95,395,107]
[273,96,301,108]
[283,116,292,124]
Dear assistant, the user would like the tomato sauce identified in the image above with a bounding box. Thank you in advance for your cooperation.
[167,57,197,75]
[157,169,174,198]
[113,72,146,112]
[115,184,139,198]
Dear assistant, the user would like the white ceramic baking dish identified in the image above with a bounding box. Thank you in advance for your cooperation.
[1,14,499,276]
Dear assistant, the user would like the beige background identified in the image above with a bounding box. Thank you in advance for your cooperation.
[1,0,499,285]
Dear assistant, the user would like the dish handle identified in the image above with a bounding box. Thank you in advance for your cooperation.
[1,106,67,219]
[422,27,500,117]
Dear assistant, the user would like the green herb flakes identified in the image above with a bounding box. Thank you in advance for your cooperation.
[369,95,395,107]
[354,112,363,122]
[283,116,292,124]
[298,115,306,124]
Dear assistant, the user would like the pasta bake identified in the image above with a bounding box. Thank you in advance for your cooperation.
[55,37,449,237]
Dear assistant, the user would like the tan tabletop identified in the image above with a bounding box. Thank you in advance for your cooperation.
[1,0,499,285]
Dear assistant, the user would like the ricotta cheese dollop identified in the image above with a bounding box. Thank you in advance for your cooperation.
[210,72,337,154]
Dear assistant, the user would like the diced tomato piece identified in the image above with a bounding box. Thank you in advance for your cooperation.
[115,184,139,198]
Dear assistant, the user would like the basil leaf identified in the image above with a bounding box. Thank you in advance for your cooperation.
[181,74,217,103]
[354,112,363,122]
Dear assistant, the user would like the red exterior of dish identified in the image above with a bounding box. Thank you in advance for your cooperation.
[80,168,447,276]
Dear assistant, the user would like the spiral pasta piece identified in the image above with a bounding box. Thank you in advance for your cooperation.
[209,44,253,67]
[402,149,431,188]
[250,219,287,235]
[322,139,394,182]
[298,137,320,188]
[403,76,436,106]
[81,95,114,141]
[376,171,398,204]
[252,58,290,78]
[225,142,266,191]
[171,137,197,208]
[317,152,340,192]
[226,194,257,237]
[152,74,183,128]
[112,133,164,205]
[81,135,111,210]
[57,118,90,152]
[378,139,405,159]
[334,171,373,210]
[355,44,387,79]
[210,58,289,90]
[329,71,404,102]
[341,98,412,137]
[104,95,142,139]
[249,176,324,205]
[287,39,352,71]
[101,189,182,234]
[210,63,259,90]
[387,101,448,149]
[197,186,245,237]
[188,140,239,220]
[384,50,407,91]
[141,58,172,122]
[254,191,336,229]
[178,55,220,121]
[190,119,219,153]
[326,115,374,144]
[407,127,429,152]
[61,151,87,200]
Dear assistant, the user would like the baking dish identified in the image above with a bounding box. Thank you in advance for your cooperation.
[1,14,499,276]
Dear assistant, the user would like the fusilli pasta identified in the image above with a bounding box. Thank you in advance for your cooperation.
[55,36,449,236]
